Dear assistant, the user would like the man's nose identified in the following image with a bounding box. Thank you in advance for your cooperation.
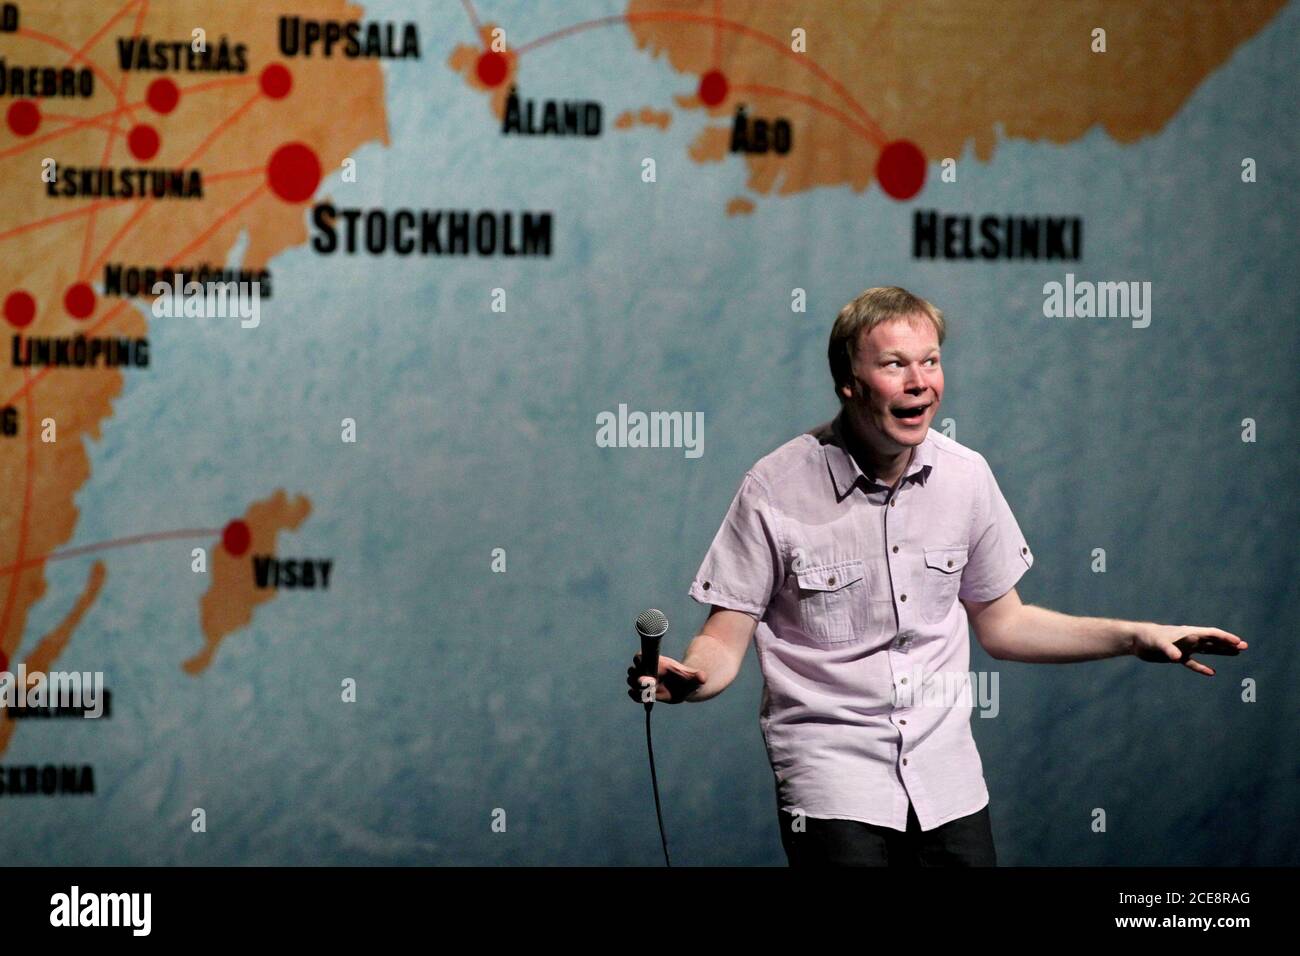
[905,364,926,390]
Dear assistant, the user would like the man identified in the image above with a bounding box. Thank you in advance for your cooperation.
[625,286,1247,867]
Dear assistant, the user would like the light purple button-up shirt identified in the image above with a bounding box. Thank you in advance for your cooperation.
[688,410,1033,831]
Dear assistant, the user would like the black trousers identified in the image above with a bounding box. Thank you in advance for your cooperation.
[779,802,997,867]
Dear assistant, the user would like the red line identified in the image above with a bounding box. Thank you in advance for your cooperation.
[0,120,112,161]
[179,90,262,167]
[0,196,149,243]
[79,0,149,276]
[713,0,722,67]
[513,14,625,54]
[514,10,886,140]
[160,182,267,268]
[4,184,269,404]
[1,183,267,407]
[0,77,260,165]
[461,0,483,35]
[42,113,126,135]
[68,0,144,69]
[0,370,37,645]
[84,198,153,278]
[79,119,123,276]
[204,166,266,184]
[84,89,264,278]
[0,1,277,646]
[3,185,271,410]
[0,528,221,578]
[729,82,880,144]
[15,28,133,121]
[177,75,257,97]
[114,0,149,122]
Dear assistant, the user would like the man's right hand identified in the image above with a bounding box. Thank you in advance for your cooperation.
[626,651,707,704]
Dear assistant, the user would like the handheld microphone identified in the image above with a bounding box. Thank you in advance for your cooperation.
[635,608,669,710]
[634,608,672,866]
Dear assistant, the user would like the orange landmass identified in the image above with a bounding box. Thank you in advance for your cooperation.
[186,490,311,675]
[446,23,518,116]
[620,0,1287,201]
[0,1,387,687]
[725,196,755,217]
[0,560,106,756]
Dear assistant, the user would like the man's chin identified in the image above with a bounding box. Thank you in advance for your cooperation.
[854,409,930,452]
[886,416,931,445]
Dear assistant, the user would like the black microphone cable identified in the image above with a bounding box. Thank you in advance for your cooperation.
[644,699,672,867]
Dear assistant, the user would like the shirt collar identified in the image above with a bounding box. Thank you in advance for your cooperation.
[811,408,935,500]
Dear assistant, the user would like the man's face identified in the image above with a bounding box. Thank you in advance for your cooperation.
[840,314,944,453]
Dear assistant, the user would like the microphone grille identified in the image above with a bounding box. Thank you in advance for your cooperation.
[636,608,669,639]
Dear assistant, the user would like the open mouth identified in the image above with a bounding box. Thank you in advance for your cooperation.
[890,402,930,421]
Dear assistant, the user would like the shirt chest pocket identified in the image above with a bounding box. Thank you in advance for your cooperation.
[921,546,969,624]
[793,558,868,645]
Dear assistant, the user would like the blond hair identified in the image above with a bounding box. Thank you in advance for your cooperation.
[828,286,946,400]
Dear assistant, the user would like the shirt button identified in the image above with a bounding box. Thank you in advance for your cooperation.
[900,676,908,684]
[702,581,710,591]
[947,559,953,568]
[902,758,909,766]
[899,719,907,725]
[890,499,896,507]
[900,593,907,602]
[1021,546,1028,554]
[892,545,899,553]
[828,576,836,586]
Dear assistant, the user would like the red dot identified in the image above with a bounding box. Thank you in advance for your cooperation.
[128,124,160,161]
[4,291,36,328]
[698,70,728,106]
[876,139,927,200]
[146,78,179,114]
[476,50,508,87]
[6,100,40,136]
[222,520,251,556]
[267,142,322,203]
[260,64,292,99]
[64,283,95,319]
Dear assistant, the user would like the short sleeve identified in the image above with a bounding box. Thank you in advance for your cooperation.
[688,472,783,618]
[959,456,1033,603]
